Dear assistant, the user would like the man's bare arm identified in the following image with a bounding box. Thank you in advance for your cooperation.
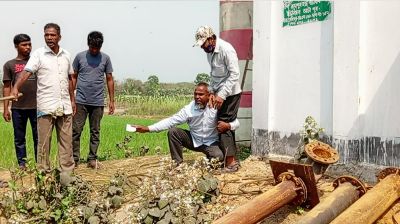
[2,81,11,122]
[106,73,115,115]
[11,71,32,99]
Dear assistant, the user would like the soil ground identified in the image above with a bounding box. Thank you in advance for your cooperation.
[0,155,398,223]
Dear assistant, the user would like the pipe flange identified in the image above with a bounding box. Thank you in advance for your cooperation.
[377,167,400,181]
[278,172,307,206]
[332,175,367,197]
[304,141,339,165]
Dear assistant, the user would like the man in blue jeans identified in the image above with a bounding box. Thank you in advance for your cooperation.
[2,34,38,170]
[71,31,115,169]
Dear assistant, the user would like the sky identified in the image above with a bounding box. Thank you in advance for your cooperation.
[0,1,219,83]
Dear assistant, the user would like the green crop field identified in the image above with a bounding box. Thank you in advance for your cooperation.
[0,115,189,169]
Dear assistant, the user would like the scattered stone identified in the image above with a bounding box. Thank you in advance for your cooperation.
[88,216,100,224]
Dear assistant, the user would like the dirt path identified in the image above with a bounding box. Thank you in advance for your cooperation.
[0,155,398,223]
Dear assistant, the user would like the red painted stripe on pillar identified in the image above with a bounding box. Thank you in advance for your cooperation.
[240,91,252,108]
[220,29,253,60]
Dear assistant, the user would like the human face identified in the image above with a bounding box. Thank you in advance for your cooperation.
[16,41,32,58]
[194,85,209,108]
[88,46,101,56]
[44,27,61,50]
[201,38,215,53]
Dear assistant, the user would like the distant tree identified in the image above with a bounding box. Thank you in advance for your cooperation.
[194,73,210,85]
[145,75,160,96]
[123,78,144,95]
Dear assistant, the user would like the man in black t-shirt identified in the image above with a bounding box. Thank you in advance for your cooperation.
[2,34,37,170]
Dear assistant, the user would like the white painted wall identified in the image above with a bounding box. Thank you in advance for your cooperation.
[332,1,360,138]
[253,0,271,130]
[253,1,333,135]
[359,1,400,138]
[253,0,400,165]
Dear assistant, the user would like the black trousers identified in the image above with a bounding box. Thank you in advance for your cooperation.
[11,109,38,166]
[167,127,224,164]
[72,103,104,163]
[217,93,241,157]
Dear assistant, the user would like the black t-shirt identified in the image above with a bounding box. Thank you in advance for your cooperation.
[2,58,37,109]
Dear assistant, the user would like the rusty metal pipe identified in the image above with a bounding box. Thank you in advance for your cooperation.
[214,180,297,224]
[331,172,400,224]
[297,175,367,224]
[214,172,307,224]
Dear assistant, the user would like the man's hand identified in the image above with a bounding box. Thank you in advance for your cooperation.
[10,87,20,102]
[213,96,224,110]
[208,94,215,108]
[134,125,150,133]
[71,100,76,116]
[108,101,115,115]
[3,108,11,122]
[217,121,231,133]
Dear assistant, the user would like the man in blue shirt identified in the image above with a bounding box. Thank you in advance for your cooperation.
[70,31,115,169]
[135,83,239,165]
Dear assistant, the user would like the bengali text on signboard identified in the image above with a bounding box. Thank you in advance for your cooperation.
[283,1,332,27]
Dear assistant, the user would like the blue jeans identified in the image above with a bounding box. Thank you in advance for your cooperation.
[11,109,38,166]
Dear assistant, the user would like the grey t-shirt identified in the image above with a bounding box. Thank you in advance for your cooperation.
[72,50,113,106]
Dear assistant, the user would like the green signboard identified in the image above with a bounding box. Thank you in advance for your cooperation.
[283,1,332,27]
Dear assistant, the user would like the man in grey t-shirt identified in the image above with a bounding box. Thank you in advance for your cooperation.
[71,31,115,169]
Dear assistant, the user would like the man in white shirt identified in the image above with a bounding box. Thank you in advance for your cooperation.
[135,82,239,165]
[11,23,75,172]
[193,26,242,172]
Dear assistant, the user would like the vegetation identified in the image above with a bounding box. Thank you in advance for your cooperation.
[0,156,224,223]
[0,74,201,169]
[133,158,221,223]
[194,73,210,85]
[295,116,325,161]
[0,160,98,223]
[0,73,255,223]
[0,115,189,169]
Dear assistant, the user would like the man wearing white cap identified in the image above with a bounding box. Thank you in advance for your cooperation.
[193,25,242,173]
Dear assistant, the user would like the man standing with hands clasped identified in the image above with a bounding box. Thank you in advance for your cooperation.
[193,25,242,172]
[70,31,115,169]
[11,23,75,173]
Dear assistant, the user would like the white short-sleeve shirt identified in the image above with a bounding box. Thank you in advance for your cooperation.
[25,46,73,116]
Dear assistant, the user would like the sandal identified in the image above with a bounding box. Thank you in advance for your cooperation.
[221,162,240,173]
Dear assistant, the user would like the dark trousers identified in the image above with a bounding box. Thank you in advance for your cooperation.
[72,104,104,163]
[11,109,38,166]
[217,93,241,157]
[167,127,224,164]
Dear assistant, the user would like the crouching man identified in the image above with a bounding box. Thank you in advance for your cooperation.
[134,82,239,165]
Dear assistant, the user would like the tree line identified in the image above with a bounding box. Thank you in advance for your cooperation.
[0,71,211,97]
[115,73,210,97]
